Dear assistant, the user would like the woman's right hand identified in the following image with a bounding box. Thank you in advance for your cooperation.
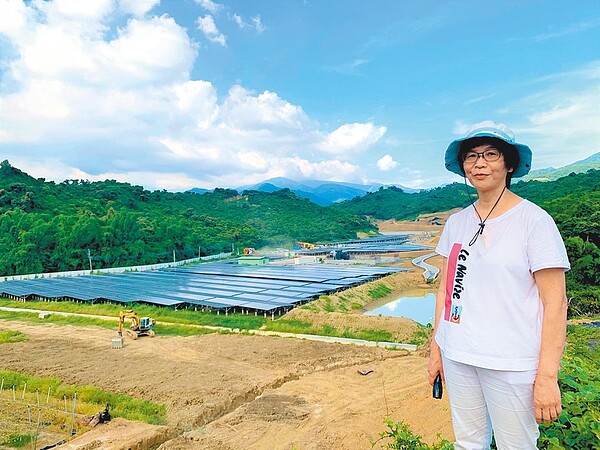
[427,340,444,386]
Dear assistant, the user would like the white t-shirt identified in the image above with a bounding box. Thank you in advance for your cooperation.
[435,199,570,371]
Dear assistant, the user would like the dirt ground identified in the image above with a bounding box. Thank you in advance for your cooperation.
[0,221,455,450]
[0,322,453,450]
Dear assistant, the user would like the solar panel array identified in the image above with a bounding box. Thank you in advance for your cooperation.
[0,261,406,314]
[296,235,431,255]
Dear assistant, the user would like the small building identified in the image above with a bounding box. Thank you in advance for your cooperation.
[237,256,269,265]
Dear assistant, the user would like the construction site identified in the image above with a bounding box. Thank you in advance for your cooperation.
[0,224,454,450]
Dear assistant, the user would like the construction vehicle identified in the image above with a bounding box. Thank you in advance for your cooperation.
[293,241,316,250]
[117,310,156,340]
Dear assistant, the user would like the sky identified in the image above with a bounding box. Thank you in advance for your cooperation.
[0,0,599,192]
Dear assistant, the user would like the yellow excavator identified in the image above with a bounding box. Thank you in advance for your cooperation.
[117,310,156,340]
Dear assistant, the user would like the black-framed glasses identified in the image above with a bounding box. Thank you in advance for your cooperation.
[462,149,501,164]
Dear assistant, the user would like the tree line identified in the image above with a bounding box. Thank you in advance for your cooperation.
[0,160,374,276]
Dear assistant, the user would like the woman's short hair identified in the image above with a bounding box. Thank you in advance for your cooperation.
[458,136,521,187]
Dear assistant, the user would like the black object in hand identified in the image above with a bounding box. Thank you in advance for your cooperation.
[432,373,443,399]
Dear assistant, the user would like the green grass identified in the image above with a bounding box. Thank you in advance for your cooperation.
[0,330,27,344]
[407,326,432,346]
[265,319,314,333]
[0,309,217,337]
[0,298,266,330]
[320,324,337,335]
[0,370,166,424]
[367,283,392,300]
[264,318,395,342]
[1,434,33,448]
[342,328,394,342]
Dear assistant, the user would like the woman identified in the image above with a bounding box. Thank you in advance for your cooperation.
[428,121,570,449]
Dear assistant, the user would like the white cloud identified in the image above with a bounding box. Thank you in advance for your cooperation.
[119,0,160,17]
[251,15,266,33]
[221,86,314,132]
[173,80,219,129]
[197,15,227,46]
[6,11,197,88]
[40,0,115,22]
[195,0,223,14]
[377,154,398,171]
[232,14,245,28]
[319,123,387,154]
[0,0,30,40]
[230,13,266,33]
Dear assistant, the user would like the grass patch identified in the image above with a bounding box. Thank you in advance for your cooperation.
[299,303,319,312]
[1,434,33,448]
[318,296,336,313]
[265,318,395,342]
[264,319,313,333]
[367,283,392,300]
[320,324,337,335]
[0,298,267,330]
[342,328,393,342]
[0,309,217,337]
[0,330,27,344]
[407,326,432,346]
[0,370,166,425]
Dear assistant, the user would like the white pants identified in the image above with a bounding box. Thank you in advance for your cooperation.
[442,356,539,450]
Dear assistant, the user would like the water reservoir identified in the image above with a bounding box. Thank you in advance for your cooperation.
[365,292,436,326]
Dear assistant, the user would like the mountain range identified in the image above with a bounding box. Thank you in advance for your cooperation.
[189,152,599,205]
[189,178,417,206]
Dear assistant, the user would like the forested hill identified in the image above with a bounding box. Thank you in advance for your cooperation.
[0,160,375,276]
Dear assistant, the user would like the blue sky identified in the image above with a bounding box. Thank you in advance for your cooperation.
[0,0,598,191]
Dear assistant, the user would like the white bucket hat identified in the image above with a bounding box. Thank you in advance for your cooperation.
[445,121,532,178]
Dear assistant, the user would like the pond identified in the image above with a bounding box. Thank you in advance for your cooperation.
[364,292,436,326]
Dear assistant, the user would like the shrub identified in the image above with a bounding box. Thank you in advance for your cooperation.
[538,325,600,449]
[372,419,453,449]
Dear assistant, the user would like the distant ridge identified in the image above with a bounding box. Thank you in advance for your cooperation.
[522,152,599,182]
[235,177,419,206]
[188,187,209,194]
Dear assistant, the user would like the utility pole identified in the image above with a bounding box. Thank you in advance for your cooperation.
[173,250,176,263]
[87,249,93,272]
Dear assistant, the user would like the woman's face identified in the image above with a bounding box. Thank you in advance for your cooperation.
[462,144,512,192]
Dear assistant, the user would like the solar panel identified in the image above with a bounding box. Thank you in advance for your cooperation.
[1,261,405,313]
